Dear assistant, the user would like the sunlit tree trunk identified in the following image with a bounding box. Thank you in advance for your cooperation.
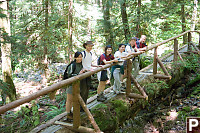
[181,3,187,44]
[191,0,198,31]
[68,0,73,62]
[120,0,130,42]
[102,0,114,46]
[0,0,16,103]
[136,0,141,37]
[42,0,49,85]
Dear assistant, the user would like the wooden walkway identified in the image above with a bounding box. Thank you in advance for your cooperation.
[40,44,190,133]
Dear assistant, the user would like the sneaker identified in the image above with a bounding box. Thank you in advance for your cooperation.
[97,94,106,102]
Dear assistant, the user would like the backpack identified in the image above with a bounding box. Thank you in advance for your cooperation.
[97,53,112,65]
[63,61,76,80]
[82,50,92,58]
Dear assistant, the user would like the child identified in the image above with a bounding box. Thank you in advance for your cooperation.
[97,45,118,102]
[64,52,86,118]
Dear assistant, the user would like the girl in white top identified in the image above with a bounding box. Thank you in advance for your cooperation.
[112,44,128,94]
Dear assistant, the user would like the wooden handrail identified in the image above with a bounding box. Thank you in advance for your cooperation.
[0,30,199,114]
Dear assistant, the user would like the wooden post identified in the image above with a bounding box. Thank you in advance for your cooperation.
[55,121,95,133]
[177,52,184,61]
[153,47,158,75]
[188,32,192,51]
[156,57,170,76]
[78,94,101,132]
[126,59,132,96]
[72,81,80,129]
[174,38,178,62]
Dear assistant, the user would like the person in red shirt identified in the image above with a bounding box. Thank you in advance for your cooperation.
[97,45,118,102]
[135,35,147,51]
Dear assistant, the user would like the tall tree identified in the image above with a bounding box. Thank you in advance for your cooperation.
[136,0,141,37]
[181,2,187,44]
[191,0,198,31]
[0,0,16,102]
[68,0,73,61]
[42,0,49,84]
[102,0,114,45]
[120,0,130,42]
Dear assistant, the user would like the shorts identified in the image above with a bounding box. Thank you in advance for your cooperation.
[97,70,109,81]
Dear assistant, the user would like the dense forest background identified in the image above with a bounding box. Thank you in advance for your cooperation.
[0,0,200,109]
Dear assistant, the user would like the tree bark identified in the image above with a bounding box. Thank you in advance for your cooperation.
[120,0,130,42]
[181,3,187,44]
[68,0,73,62]
[191,0,198,31]
[136,0,141,37]
[102,0,114,46]
[0,0,16,102]
[42,0,49,85]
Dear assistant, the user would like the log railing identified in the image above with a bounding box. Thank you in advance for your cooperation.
[0,30,200,133]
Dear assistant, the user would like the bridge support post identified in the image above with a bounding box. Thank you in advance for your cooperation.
[174,38,178,62]
[188,32,192,51]
[72,81,80,129]
[126,59,132,96]
[153,47,158,75]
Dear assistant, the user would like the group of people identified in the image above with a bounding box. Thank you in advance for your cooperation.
[63,35,147,119]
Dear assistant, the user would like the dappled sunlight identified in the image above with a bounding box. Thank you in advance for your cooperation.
[166,109,178,121]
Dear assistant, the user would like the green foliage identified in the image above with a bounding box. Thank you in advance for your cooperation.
[139,55,153,69]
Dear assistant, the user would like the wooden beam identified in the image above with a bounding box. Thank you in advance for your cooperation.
[188,32,192,51]
[174,38,178,62]
[153,47,158,75]
[131,75,148,99]
[30,112,68,133]
[128,93,146,99]
[177,52,184,61]
[156,57,170,76]
[191,43,200,53]
[78,94,101,132]
[126,59,132,96]
[55,121,95,133]
[72,81,80,129]
[153,74,171,79]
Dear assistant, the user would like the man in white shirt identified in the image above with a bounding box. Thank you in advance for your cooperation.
[80,41,99,107]
[125,37,140,77]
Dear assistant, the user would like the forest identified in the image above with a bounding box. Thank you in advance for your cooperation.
[0,0,200,132]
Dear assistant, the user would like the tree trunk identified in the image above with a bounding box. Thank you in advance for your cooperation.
[43,0,49,85]
[120,0,130,42]
[191,0,198,31]
[0,0,16,103]
[181,3,187,44]
[136,0,141,37]
[68,0,73,62]
[102,0,114,46]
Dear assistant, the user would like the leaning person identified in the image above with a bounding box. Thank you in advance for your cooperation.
[97,45,118,102]
[111,44,128,94]
[64,52,86,119]
[81,41,100,106]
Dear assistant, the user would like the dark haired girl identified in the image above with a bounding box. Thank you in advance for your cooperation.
[64,51,86,118]
[97,45,118,102]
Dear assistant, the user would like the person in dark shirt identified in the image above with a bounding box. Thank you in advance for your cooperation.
[97,45,118,102]
[65,52,86,118]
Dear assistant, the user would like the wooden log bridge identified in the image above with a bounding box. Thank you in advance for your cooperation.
[0,30,200,133]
